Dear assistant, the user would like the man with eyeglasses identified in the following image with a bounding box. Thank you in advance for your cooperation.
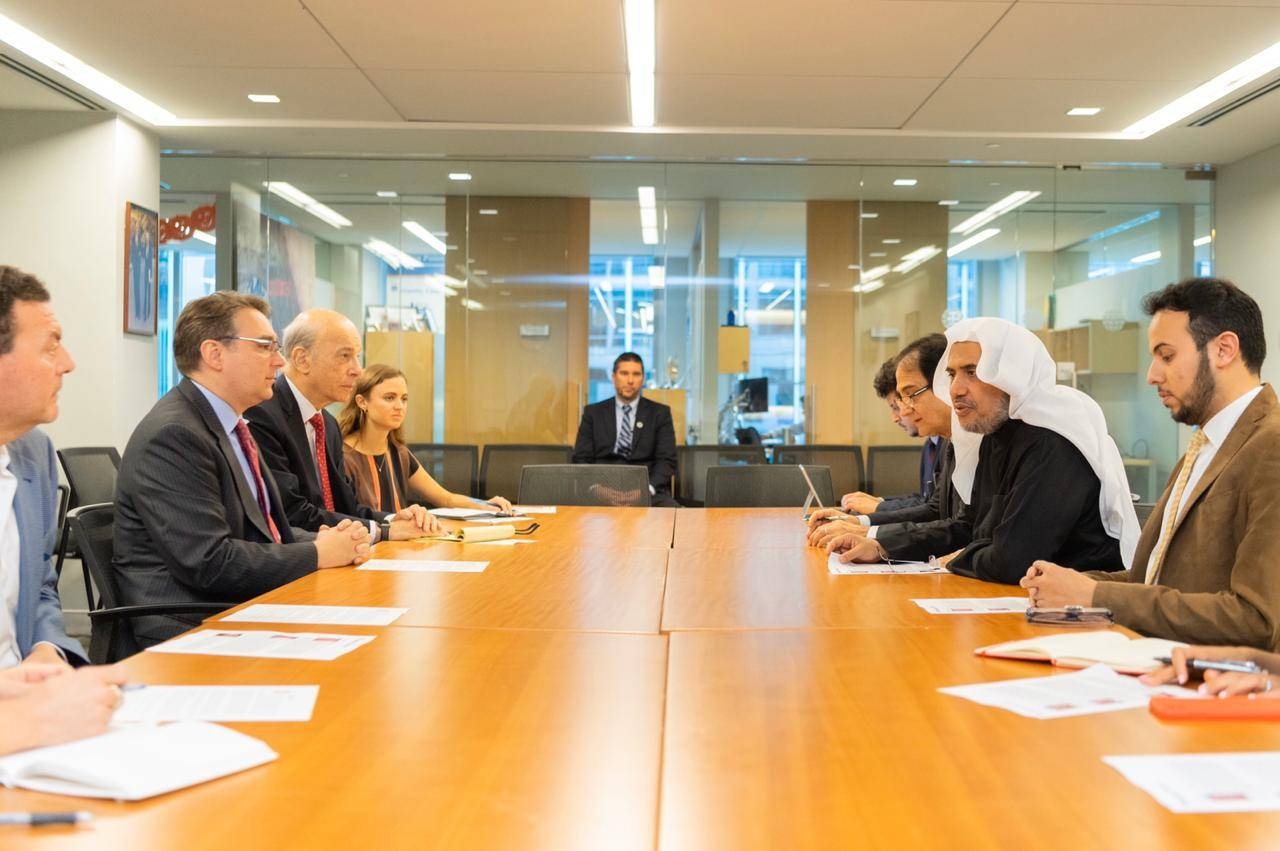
[837,356,940,515]
[115,293,370,648]
[245,309,437,541]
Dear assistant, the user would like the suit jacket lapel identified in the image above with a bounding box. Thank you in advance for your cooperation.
[275,374,321,495]
[604,400,617,450]
[632,398,650,452]
[180,380,275,541]
[8,445,38,650]
[1176,388,1272,525]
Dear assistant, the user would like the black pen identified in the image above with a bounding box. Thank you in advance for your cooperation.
[0,811,93,826]
[1153,656,1262,674]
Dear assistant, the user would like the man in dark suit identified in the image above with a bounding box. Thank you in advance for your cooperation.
[0,267,86,668]
[245,308,433,541]
[572,352,678,507]
[114,293,369,647]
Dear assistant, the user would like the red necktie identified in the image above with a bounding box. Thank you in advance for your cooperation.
[308,412,336,511]
[233,420,282,543]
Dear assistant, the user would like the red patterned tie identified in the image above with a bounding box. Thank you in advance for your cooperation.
[308,412,336,511]
[233,420,282,543]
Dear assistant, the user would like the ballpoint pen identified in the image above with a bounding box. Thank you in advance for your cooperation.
[1153,656,1263,674]
[0,812,93,827]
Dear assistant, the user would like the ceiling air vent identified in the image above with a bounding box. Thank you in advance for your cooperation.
[0,53,103,111]
[1189,76,1280,127]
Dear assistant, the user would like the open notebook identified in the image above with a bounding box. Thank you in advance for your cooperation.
[975,630,1186,675]
[0,721,277,801]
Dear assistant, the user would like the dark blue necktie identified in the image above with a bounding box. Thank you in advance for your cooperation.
[617,404,633,458]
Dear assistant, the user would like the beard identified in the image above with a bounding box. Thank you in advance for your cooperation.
[960,392,1011,435]
[1169,351,1215,426]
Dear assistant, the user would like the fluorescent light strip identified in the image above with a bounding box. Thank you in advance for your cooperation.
[938,200,960,206]
[403,221,447,255]
[647,266,666,288]
[263,182,352,229]
[947,228,1000,258]
[1066,107,1100,116]
[593,286,618,329]
[638,185,659,245]
[461,299,485,311]
[852,281,885,294]
[448,172,472,181]
[1124,39,1280,139]
[893,178,918,187]
[759,282,775,294]
[951,191,1041,236]
[1088,266,1115,279]
[1193,235,1213,247]
[248,94,280,104]
[1131,250,1162,264]
[860,264,891,283]
[0,12,177,125]
[765,289,793,311]
[364,239,423,270]
[623,0,656,127]
[894,245,941,274]
[192,230,216,246]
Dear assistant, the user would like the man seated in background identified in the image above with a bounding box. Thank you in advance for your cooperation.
[245,308,436,541]
[831,318,1139,584]
[809,334,956,549]
[838,355,940,515]
[572,352,678,507]
[115,293,369,647]
[1024,278,1280,649]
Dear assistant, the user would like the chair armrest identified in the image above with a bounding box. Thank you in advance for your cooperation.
[88,603,233,624]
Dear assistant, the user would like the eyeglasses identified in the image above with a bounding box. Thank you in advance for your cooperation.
[221,336,282,354]
[897,384,932,410]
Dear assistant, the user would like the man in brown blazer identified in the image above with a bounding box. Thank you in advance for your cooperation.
[1023,277,1280,650]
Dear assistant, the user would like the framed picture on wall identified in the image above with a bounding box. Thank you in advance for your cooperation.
[123,201,158,336]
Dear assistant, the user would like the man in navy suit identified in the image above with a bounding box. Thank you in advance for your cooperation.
[572,352,678,507]
[0,267,85,667]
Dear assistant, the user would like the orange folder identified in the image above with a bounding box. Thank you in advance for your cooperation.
[1149,695,1280,721]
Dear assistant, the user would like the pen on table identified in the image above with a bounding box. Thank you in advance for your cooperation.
[1153,656,1262,674]
[0,811,93,827]
[121,682,147,692]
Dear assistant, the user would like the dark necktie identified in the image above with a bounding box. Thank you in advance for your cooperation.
[921,439,939,497]
[233,420,282,543]
[617,404,633,458]
[308,412,336,511]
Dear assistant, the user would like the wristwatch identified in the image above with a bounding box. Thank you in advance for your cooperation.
[378,520,392,542]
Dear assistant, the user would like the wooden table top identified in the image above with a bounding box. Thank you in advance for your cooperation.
[216,542,670,634]
[467,505,676,549]
[663,545,1025,631]
[672,506,808,549]
[2,628,668,851]
[660,627,1280,851]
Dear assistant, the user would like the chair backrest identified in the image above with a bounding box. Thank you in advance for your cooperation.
[518,465,652,507]
[57,446,121,508]
[866,445,922,496]
[676,445,768,506]
[1134,502,1158,527]
[408,443,479,499]
[773,445,865,497]
[66,502,135,664]
[479,444,573,502]
[704,464,834,508]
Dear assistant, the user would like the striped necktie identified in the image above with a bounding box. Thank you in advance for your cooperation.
[617,404,633,459]
[1144,429,1208,585]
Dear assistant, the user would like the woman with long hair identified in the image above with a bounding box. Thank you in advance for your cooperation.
[338,364,514,514]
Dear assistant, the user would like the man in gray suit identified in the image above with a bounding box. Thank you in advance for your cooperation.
[0,267,87,668]
[114,292,369,647]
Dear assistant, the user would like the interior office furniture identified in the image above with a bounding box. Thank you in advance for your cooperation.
[675,445,767,507]
[773,445,865,499]
[408,443,479,499]
[478,444,572,502]
[703,464,834,508]
[518,464,652,507]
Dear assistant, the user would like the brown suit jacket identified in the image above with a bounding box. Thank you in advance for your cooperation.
[1088,384,1280,650]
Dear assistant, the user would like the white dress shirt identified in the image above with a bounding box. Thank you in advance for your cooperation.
[0,446,24,667]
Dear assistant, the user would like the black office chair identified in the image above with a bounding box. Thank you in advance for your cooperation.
[408,443,479,499]
[865,445,923,497]
[774,445,865,499]
[70,503,231,664]
[518,464,652,507]
[675,445,767,507]
[55,446,121,593]
[704,464,834,508]
[1134,502,1158,526]
[478,444,572,503]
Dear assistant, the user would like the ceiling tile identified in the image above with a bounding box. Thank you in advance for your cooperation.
[0,61,87,110]
[368,70,630,125]
[131,68,401,122]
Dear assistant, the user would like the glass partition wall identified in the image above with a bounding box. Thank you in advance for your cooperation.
[159,158,1211,487]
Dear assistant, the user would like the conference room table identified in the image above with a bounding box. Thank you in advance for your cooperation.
[5,507,1280,849]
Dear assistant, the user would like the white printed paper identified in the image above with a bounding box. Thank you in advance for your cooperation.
[912,597,1030,615]
[357,558,489,573]
[114,685,319,723]
[467,516,532,525]
[222,604,408,626]
[512,505,557,514]
[827,552,944,575]
[1104,752,1280,813]
[471,539,535,546]
[939,664,1190,719]
[148,630,375,661]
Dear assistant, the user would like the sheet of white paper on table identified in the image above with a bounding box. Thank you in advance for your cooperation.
[357,558,489,573]
[221,604,408,626]
[912,597,1030,614]
[467,516,531,525]
[939,664,1191,719]
[512,505,557,514]
[1103,752,1280,813]
[827,552,943,575]
[114,685,320,723]
[471,539,535,546]
[147,630,375,661]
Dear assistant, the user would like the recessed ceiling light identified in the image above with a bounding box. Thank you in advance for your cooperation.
[623,0,656,127]
[938,200,960,206]
[893,245,941,274]
[448,172,472,181]
[985,143,1000,149]
[478,208,498,216]
[376,190,397,198]
[0,11,177,124]
[1067,107,1101,117]
[947,228,1001,258]
[882,238,901,245]
[1193,235,1213,247]
[893,179,918,187]
[364,239,423,270]
[1124,40,1280,138]
[248,93,280,103]
[861,212,879,219]
[869,251,887,258]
